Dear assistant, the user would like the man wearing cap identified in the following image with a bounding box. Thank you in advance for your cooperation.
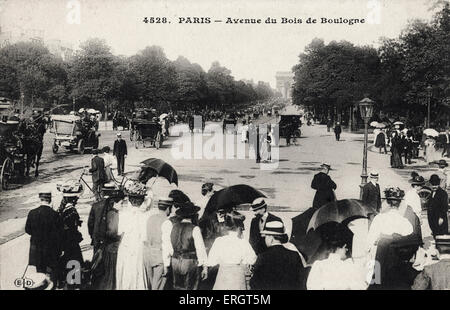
[89,149,106,202]
[249,198,282,255]
[412,235,450,290]
[25,191,63,283]
[361,171,382,213]
[426,174,449,238]
[250,221,305,290]
[143,197,174,290]
[161,202,208,290]
[311,163,337,210]
[113,132,127,176]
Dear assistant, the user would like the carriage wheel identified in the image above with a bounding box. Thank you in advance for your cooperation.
[155,132,161,149]
[1,157,14,190]
[52,143,58,154]
[78,139,85,154]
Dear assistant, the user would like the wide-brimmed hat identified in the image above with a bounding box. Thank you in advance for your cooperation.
[251,198,267,211]
[438,159,448,168]
[175,202,201,218]
[124,180,147,197]
[430,174,441,186]
[384,187,405,201]
[168,189,191,206]
[409,175,425,186]
[260,221,287,236]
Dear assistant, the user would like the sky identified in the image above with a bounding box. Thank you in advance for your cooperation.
[0,0,439,87]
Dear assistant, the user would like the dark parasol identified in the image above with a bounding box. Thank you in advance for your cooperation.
[138,158,178,186]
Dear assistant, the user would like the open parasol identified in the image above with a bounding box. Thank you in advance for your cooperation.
[370,121,379,127]
[423,128,439,137]
[139,158,178,186]
[203,184,266,216]
[393,121,404,125]
[307,199,376,232]
[375,123,386,129]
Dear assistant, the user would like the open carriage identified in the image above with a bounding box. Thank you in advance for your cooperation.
[278,113,302,146]
[132,121,163,149]
[0,121,25,190]
[51,114,100,154]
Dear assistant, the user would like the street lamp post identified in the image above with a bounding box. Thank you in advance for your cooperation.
[427,85,432,128]
[358,97,374,199]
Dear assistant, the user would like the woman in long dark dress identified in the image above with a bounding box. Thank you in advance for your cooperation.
[390,132,404,168]
[375,130,387,154]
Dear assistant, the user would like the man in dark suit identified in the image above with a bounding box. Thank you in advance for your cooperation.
[311,163,337,210]
[25,191,63,283]
[89,149,106,201]
[426,174,449,238]
[362,171,382,212]
[113,132,127,175]
[250,221,306,290]
[249,198,282,255]
[334,122,342,141]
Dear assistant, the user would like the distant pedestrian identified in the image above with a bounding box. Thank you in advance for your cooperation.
[334,122,342,141]
[361,171,382,213]
[375,129,387,154]
[436,159,449,190]
[311,163,337,210]
[327,119,333,132]
[113,132,127,176]
[442,129,450,157]
[425,174,449,238]
[89,149,106,201]
[25,190,63,285]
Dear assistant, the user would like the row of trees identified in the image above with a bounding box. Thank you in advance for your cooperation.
[292,2,449,127]
[0,39,277,116]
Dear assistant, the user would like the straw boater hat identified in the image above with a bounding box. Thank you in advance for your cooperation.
[320,163,332,170]
[260,221,287,237]
[251,197,267,211]
[369,171,379,178]
[157,197,174,210]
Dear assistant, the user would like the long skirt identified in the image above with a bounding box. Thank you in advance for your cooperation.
[94,250,117,290]
[213,264,247,290]
[391,150,403,168]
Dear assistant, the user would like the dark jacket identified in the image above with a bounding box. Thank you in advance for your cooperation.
[249,213,282,255]
[426,187,449,236]
[311,172,337,209]
[88,199,114,249]
[113,139,127,157]
[334,125,342,134]
[250,245,306,290]
[362,182,382,212]
[89,155,106,183]
[25,205,63,272]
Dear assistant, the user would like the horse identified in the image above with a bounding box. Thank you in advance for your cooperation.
[16,121,45,177]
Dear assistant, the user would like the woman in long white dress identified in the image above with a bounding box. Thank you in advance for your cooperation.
[424,136,438,163]
[207,211,257,290]
[116,182,150,290]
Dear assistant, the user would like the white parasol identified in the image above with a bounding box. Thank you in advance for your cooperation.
[375,123,386,129]
[370,121,379,127]
[423,128,439,137]
[159,113,168,120]
[393,121,404,125]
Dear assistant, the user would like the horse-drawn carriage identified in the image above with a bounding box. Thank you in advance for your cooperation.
[51,114,100,154]
[0,121,25,190]
[222,114,237,134]
[278,114,302,146]
[132,120,163,149]
[188,114,206,133]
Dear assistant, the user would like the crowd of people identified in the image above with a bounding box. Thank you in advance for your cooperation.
[23,157,449,290]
